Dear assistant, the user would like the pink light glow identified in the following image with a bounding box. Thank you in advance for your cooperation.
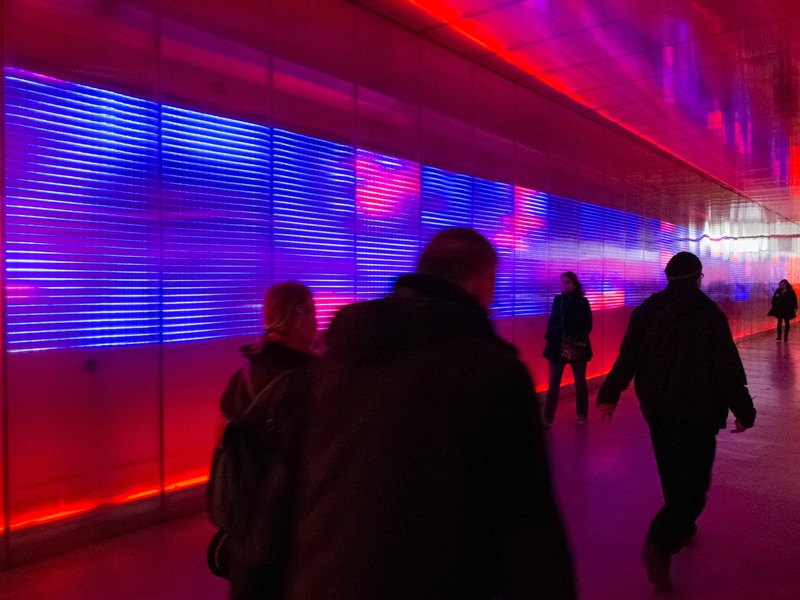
[585,289,625,310]
[313,291,356,329]
[356,150,421,217]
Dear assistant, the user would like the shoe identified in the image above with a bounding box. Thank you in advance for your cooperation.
[642,542,673,592]
[777,337,782,341]
[542,420,553,429]
[574,415,588,426]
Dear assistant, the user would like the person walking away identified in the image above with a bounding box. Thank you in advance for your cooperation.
[596,252,756,593]
[285,228,576,600]
[542,271,593,427]
[221,281,318,600]
[768,279,797,341]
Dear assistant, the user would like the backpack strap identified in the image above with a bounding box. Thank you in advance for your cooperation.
[238,365,299,422]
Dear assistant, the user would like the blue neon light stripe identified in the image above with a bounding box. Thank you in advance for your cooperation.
[161,105,272,343]
[272,129,356,326]
[5,73,160,351]
[4,68,751,352]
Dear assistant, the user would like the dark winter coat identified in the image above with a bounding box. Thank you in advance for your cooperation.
[220,337,316,599]
[285,273,576,600]
[543,293,593,363]
[597,284,756,432]
[768,287,798,319]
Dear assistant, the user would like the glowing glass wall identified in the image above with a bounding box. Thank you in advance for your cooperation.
[3,0,800,570]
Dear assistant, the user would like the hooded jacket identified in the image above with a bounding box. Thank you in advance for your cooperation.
[597,284,756,431]
[284,274,576,600]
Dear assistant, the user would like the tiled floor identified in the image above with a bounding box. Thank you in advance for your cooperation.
[2,332,798,599]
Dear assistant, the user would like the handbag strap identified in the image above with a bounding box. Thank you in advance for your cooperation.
[560,294,566,333]
[239,364,298,422]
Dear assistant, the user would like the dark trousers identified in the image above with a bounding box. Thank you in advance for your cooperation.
[646,422,717,556]
[777,317,790,340]
[544,360,589,422]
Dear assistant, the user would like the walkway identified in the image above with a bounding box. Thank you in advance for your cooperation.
[1,332,797,599]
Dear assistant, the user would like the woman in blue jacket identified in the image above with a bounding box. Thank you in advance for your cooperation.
[542,271,593,427]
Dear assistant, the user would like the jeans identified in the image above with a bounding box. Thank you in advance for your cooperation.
[544,360,588,422]
[777,317,790,340]
[646,422,717,556]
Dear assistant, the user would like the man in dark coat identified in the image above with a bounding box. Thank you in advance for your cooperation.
[596,251,756,592]
[285,228,576,600]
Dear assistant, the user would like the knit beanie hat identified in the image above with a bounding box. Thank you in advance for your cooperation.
[665,251,702,281]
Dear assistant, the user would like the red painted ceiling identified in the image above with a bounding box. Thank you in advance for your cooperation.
[358,0,800,220]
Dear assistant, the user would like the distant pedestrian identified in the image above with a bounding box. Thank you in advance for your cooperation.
[542,271,593,427]
[768,279,797,341]
[596,252,756,593]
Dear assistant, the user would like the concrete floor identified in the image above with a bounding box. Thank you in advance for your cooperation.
[1,331,798,599]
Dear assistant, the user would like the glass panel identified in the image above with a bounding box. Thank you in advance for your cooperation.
[272,129,356,327]
[4,70,161,528]
[420,166,472,245]
[355,149,421,301]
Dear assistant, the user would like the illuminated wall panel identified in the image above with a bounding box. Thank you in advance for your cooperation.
[4,70,160,352]
[355,149,420,301]
[161,106,272,343]
[2,66,796,564]
[602,207,627,310]
[420,166,472,244]
[514,187,550,315]
[272,129,356,326]
[548,194,581,277]
[578,202,607,309]
[472,177,514,316]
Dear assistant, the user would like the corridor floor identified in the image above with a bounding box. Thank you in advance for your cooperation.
[1,331,797,599]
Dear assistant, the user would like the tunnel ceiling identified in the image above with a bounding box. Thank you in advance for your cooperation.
[356,0,800,221]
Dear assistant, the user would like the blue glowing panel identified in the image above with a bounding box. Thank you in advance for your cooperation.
[514,187,550,316]
[355,149,420,301]
[548,194,580,274]
[623,212,648,305]
[602,207,627,309]
[161,106,272,343]
[272,129,356,326]
[472,178,514,316]
[644,217,664,290]
[420,166,472,245]
[4,70,160,351]
[578,202,605,309]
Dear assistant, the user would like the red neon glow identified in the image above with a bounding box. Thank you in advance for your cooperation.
[789,145,800,198]
[9,477,208,530]
[403,2,741,189]
[164,476,208,492]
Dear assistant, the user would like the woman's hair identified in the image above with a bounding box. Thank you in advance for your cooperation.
[780,279,796,295]
[263,281,314,335]
[561,271,584,299]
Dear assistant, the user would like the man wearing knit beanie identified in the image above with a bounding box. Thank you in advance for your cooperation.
[596,251,756,592]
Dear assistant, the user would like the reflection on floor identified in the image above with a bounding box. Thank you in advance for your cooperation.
[2,332,799,599]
